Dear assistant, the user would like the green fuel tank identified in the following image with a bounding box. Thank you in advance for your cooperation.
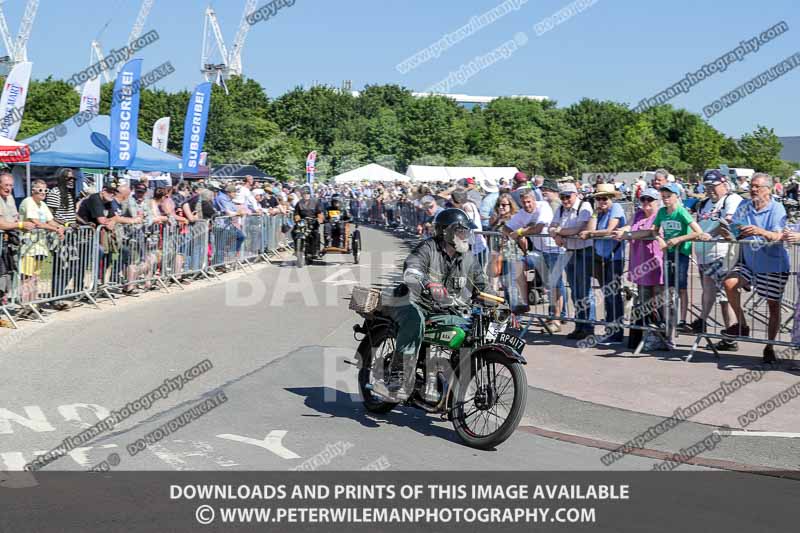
[422,325,467,350]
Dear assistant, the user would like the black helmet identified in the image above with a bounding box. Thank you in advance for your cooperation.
[433,208,476,253]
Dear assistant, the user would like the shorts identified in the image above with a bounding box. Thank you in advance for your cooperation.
[731,263,790,302]
[20,255,46,277]
[664,252,689,290]
[698,259,729,288]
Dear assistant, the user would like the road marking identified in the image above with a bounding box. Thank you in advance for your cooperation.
[148,443,190,470]
[1,444,117,470]
[727,431,800,438]
[321,269,359,286]
[0,407,56,434]
[58,404,111,428]
[217,430,300,459]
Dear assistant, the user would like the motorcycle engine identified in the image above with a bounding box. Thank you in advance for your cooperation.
[421,346,450,404]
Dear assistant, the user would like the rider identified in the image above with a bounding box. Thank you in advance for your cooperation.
[373,208,488,401]
[293,186,324,254]
[323,193,351,248]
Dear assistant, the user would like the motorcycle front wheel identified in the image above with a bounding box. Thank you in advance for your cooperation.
[295,238,305,268]
[352,229,361,264]
[452,351,527,450]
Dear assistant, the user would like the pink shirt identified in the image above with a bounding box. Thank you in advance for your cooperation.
[628,209,663,286]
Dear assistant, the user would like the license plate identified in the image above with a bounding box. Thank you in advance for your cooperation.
[495,329,526,353]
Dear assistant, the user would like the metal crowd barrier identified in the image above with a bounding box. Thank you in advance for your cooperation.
[483,224,800,361]
[0,213,291,328]
[95,222,173,300]
[240,215,265,266]
[482,229,676,353]
[11,226,99,321]
[681,238,800,361]
[166,221,211,283]
[209,215,247,272]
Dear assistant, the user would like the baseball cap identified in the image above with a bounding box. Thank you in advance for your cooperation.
[703,169,726,184]
[639,187,660,200]
[513,171,528,183]
[659,183,681,195]
[559,183,577,195]
[252,188,266,196]
[103,183,118,193]
[225,184,237,193]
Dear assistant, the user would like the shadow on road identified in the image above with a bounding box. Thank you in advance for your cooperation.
[285,386,460,445]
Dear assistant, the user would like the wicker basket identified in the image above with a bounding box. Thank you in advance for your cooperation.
[349,286,382,314]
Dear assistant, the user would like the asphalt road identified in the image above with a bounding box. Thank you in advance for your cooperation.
[0,226,791,473]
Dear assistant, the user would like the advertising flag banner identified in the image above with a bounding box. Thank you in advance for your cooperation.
[306,150,317,186]
[151,116,170,151]
[110,58,143,168]
[79,76,101,116]
[181,82,212,172]
[0,61,33,140]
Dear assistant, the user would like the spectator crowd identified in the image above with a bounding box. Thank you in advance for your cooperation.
[2,166,800,369]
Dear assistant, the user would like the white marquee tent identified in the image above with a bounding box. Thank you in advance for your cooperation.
[332,163,410,184]
[405,165,519,183]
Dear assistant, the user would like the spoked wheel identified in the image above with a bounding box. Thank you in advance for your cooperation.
[452,351,527,449]
[352,229,361,264]
[357,328,399,414]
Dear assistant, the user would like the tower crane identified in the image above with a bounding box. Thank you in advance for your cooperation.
[88,0,156,84]
[0,0,39,71]
[201,0,257,83]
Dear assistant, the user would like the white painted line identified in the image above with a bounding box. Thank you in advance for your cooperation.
[217,430,300,459]
[728,431,800,438]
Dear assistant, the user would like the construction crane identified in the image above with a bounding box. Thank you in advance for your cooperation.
[117,0,155,73]
[201,0,257,83]
[87,0,156,84]
[0,0,39,70]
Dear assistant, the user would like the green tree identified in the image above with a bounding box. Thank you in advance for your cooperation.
[682,123,725,174]
[738,125,783,173]
[609,118,664,170]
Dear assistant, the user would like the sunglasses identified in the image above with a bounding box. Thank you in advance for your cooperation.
[499,203,511,207]
[640,197,655,203]
[559,194,572,199]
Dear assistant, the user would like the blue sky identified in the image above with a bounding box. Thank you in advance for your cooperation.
[10,0,800,136]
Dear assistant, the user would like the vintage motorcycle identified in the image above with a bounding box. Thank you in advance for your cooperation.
[292,217,322,268]
[349,287,528,449]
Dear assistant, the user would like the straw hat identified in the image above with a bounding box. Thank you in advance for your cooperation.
[591,183,621,199]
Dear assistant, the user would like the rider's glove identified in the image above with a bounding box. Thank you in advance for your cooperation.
[426,282,448,303]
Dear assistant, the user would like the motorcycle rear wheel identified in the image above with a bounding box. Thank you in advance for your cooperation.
[452,352,527,450]
[357,327,399,414]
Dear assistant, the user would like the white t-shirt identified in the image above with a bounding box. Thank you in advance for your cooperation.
[551,200,594,250]
[460,201,486,255]
[694,193,743,265]
[505,202,560,253]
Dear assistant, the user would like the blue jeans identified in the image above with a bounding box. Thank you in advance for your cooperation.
[524,252,567,317]
[566,247,594,332]
[596,257,625,340]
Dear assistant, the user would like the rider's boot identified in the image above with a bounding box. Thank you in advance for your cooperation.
[371,356,411,402]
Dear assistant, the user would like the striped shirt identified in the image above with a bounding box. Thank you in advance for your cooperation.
[45,187,77,225]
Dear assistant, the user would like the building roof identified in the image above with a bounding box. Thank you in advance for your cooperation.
[779,137,800,163]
